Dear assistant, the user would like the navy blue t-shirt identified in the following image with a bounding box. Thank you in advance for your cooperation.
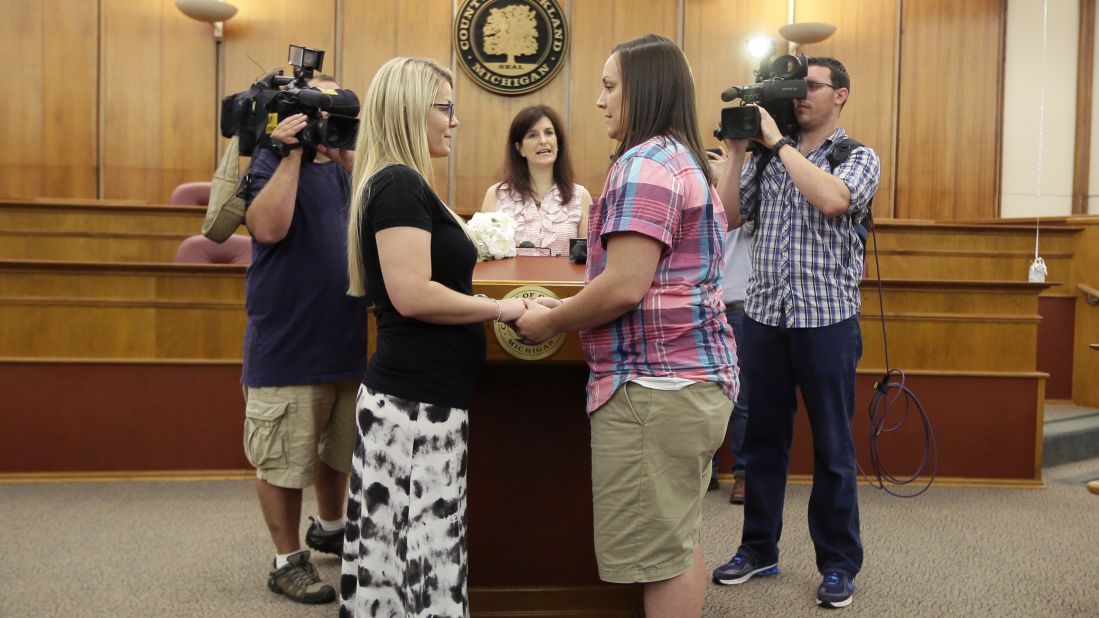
[360,164,486,409]
[242,149,368,387]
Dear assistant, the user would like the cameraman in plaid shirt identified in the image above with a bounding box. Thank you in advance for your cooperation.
[710,57,880,610]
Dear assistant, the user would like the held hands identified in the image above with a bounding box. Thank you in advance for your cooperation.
[513,299,558,344]
[497,298,527,323]
[488,295,564,345]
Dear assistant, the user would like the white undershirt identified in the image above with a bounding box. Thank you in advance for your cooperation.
[630,377,697,391]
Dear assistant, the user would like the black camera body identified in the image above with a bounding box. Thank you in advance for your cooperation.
[714,53,808,141]
[221,45,360,160]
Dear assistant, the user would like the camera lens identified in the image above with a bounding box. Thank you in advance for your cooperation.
[770,54,807,80]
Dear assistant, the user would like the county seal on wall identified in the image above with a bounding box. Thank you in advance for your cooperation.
[454,0,569,96]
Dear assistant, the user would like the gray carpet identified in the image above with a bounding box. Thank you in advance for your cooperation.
[3,461,1099,617]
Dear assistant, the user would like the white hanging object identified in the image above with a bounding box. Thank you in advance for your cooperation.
[1028,0,1049,284]
[1028,256,1048,283]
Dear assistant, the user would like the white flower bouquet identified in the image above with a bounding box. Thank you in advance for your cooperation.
[467,211,518,260]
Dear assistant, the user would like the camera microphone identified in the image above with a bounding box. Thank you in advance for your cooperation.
[296,88,332,108]
[720,86,742,103]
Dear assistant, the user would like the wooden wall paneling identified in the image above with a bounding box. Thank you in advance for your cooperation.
[684,0,789,157]
[0,231,189,263]
[794,0,898,219]
[0,362,250,473]
[2,303,161,358]
[2,0,97,200]
[339,0,453,200]
[1073,0,1095,214]
[450,0,578,216]
[101,0,217,204]
[0,363,1044,481]
[0,262,246,360]
[1072,223,1099,406]
[0,202,206,235]
[865,249,1074,292]
[568,1,681,205]
[1038,296,1075,400]
[858,281,1045,373]
[895,0,1006,220]
[865,221,1080,295]
[800,372,1043,481]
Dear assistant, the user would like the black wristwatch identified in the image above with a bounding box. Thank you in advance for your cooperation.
[269,138,299,159]
[771,136,796,157]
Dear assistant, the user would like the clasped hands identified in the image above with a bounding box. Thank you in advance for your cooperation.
[496,296,564,344]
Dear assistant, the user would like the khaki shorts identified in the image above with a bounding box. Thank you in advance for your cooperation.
[242,379,360,489]
[591,381,732,583]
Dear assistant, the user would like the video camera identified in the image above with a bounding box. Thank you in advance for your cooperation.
[220,45,360,160]
[714,51,808,141]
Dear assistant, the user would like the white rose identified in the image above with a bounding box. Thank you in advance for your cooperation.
[468,212,518,260]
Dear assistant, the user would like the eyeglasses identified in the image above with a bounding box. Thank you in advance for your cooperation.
[431,102,455,122]
[805,80,837,92]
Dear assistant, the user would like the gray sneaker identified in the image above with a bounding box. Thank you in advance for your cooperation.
[267,550,336,604]
[305,516,344,556]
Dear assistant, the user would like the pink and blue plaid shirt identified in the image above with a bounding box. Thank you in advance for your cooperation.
[581,136,739,414]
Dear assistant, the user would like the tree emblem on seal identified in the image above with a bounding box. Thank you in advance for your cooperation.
[454,0,569,96]
[483,5,538,66]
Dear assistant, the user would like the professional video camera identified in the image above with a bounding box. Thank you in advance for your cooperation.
[220,45,360,160]
[714,51,808,141]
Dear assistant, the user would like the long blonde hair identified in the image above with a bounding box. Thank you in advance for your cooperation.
[346,57,468,297]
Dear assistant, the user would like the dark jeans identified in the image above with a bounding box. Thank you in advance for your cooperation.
[712,305,749,476]
[736,314,863,577]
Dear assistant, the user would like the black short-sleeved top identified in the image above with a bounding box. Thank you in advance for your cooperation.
[360,164,486,409]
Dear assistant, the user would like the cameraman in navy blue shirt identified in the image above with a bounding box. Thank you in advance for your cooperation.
[241,75,367,605]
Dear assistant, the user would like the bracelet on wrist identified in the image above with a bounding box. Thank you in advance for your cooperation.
[475,293,503,322]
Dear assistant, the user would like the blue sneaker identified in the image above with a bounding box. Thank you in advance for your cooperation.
[711,554,780,585]
[817,571,855,608]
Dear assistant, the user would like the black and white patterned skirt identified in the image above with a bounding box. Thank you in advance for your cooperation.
[340,387,469,618]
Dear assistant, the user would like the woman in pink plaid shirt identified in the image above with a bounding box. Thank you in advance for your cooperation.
[515,34,738,618]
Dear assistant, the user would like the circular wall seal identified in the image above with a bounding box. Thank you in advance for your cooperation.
[454,0,569,96]
[493,285,567,360]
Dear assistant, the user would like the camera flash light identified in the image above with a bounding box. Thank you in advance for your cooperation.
[747,35,774,60]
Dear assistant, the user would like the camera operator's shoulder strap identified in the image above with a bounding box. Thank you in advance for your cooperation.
[826,137,863,169]
[747,137,872,226]
[828,137,873,250]
[747,136,859,212]
[745,149,773,222]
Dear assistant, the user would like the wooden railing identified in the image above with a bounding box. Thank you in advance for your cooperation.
[1080,282,1099,305]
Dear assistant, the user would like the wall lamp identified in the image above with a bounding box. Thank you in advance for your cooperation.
[779,22,836,52]
[175,0,238,39]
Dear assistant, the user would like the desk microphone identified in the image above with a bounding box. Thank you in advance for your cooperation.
[517,240,553,256]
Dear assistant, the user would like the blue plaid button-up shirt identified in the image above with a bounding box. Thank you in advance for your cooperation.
[739,127,880,328]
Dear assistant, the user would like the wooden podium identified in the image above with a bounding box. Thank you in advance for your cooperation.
[465,257,644,617]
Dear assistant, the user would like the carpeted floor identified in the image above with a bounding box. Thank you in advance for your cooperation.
[3,460,1098,617]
